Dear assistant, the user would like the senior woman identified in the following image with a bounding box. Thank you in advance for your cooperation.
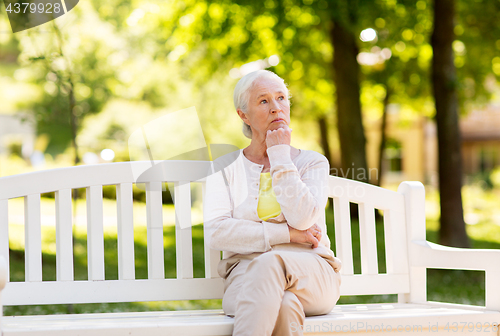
[204,69,342,336]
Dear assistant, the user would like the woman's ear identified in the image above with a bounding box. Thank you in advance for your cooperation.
[237,109,250,125]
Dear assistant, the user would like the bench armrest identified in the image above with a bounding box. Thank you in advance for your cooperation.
[411,240,500,271]
[410,240,500,310]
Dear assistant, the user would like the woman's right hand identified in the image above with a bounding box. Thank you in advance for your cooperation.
[288,224,322,248]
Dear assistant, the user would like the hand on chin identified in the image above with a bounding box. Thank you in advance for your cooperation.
[265,124,292,148]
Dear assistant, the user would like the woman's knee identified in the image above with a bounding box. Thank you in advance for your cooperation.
[303,271,341,317]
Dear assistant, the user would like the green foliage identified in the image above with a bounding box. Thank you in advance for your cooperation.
[151,0,337,120]
[470,171,495,190]
[455,0,500,107]
[3,0,499,160]
[6,141,22,157]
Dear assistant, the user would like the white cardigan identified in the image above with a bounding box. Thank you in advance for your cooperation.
[203,144,342,278]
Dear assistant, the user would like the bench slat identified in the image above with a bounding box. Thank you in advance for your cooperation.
[2,278,224,305]
[384,209,409,274]
[146,181,164,279]
[174,182,193,279]
[358,202,379,275]
[86,186,105,281]
[116,183,135,280]
[55,189,74,281]
[201,182,220,279]
[333,196,354,275]
[24,194,42,282]
[0,199,9,281]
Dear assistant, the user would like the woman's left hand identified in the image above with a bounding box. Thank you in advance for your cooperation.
[288,224,322,249]
[266,125,292,148]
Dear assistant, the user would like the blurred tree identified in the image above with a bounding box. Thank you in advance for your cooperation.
[453,0,500,108]
[431,0,469,247]
[360,0,498,244]
[16,6,117,160]
[358,1,434,185]
[328,0,368,183]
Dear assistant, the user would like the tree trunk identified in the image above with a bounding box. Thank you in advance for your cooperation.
[53,21,80,166]
[431,0,469,247]
[68,83,80,166]
[377,88,390,187]
[318,116,333,169]
[318,115,333,210]
[331,20,368,184]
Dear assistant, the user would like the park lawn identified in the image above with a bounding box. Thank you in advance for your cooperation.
[4,198,500,315]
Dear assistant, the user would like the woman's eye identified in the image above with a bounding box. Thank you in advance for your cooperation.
[260,99,267,104]
[278,96,285,100]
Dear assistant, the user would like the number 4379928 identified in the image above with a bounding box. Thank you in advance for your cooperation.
[5,2,62,14]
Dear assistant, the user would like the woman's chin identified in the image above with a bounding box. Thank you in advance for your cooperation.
[270,122,288,129]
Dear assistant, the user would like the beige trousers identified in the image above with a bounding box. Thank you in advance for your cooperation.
[222,250,341,336]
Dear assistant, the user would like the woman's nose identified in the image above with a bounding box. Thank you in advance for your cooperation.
[270,99,281,113]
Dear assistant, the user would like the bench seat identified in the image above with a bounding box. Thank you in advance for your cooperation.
[3,303,499,336]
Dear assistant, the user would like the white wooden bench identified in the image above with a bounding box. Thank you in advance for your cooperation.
[0,160,499,335]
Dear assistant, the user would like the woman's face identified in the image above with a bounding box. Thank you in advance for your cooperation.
[238,77,291,139]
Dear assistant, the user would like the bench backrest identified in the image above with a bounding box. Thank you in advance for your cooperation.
[0,160,414,306]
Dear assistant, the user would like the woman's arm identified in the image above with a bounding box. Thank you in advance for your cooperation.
[267,144,330,231]
[203,168,290,254]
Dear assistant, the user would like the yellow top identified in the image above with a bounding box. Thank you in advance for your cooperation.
[257,172,282,221]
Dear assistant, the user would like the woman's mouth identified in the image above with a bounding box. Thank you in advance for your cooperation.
[272,118,285,123]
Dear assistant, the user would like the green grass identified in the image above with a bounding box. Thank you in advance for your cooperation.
[4,202,500,316]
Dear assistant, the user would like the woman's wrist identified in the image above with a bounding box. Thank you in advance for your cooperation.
[265,221,291,246]
[266,144,292,168]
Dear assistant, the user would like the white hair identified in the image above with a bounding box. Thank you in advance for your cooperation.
[233,70,291,139]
